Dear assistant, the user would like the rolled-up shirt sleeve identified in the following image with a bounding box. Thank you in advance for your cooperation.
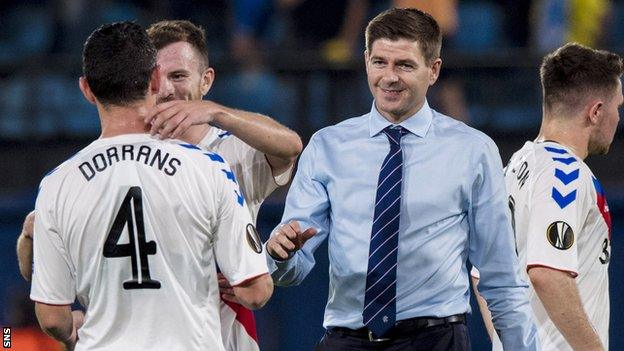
[468,139,540,350]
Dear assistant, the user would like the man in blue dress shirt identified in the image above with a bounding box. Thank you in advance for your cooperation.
[265,8,539,350]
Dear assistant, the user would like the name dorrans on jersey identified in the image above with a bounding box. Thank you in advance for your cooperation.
[504,140,611,351]
[31,134,268,351]
[78,143,182,180]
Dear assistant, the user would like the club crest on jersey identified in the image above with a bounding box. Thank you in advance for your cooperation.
[546,221,574,250]
[246,224,263,254]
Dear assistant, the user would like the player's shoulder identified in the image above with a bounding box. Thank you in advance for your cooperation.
[197,126,243,150]
[529,142,590,177]
[164,139,232,171]
[511,141,593,204]
[39,138,102,187]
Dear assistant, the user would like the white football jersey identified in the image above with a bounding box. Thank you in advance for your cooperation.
[30,134,269,351]
[199,127,292,223]
[199,127,292,351]
[504,141,611,350]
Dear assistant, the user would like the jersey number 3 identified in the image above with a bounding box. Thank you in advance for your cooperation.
[103,186,161,289]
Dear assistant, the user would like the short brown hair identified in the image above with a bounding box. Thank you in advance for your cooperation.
[365,8,442,64]
[541,43,623,112]
[147,20,209,69]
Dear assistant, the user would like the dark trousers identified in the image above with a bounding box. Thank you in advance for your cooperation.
[314,323,470,351]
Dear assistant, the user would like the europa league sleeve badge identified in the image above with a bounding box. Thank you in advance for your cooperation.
[546,221,574,250]
[246,224,263,254]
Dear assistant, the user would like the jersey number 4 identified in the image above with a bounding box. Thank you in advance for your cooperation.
[103,186,161,289]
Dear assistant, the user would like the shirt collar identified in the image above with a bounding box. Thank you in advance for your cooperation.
[368,100,433,138]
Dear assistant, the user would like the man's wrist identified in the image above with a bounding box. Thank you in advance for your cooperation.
[267,250,291,262]
[207,104,231,128]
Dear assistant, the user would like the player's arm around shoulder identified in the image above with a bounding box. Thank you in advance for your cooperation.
[206,102,303,176]
[147,100,303,176]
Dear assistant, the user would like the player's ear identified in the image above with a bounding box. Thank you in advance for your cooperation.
[587,99,603,125]
[200,67,215,97]
[428,58,442,86]
[149,65,161,95]
[79,77,96,105]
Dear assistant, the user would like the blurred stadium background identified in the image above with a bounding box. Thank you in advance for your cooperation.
[1,0,624,349]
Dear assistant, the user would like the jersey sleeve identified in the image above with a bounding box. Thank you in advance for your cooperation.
[525,163,584,277]
[30,182,76,305]
[222,137,289,208]
[211,160,269,286]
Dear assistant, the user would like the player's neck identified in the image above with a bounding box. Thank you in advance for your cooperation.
[98,103,151,138]
[536,118,589,160]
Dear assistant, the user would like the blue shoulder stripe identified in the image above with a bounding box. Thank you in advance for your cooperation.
[204,152,225,163]
[551,188,577,209]
[554,168,579,185]
[552,157,577,165]
[221,169,237,184]
[179,143,201,150]
[544,146,568,154]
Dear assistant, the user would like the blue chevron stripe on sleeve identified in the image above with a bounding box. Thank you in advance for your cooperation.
[552,157,577,165]
[221,169,238,184]
[551,188,577,209]
[204,152,225,163]
[234,189,245,206]
[544,146,568,154]
[554,168,579,185]
[179,143,201,150]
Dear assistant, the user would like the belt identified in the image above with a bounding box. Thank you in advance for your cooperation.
[329,314,466,342]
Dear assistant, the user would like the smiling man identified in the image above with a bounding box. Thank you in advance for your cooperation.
[264,8,539,350]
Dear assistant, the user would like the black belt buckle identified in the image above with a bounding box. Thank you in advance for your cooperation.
[367,330,390,342]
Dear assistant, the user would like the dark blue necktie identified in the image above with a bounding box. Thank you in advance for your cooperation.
[363,125,405,337]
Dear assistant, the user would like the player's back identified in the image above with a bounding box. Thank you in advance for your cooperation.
[504,141,610,350]
[31,134,251,350]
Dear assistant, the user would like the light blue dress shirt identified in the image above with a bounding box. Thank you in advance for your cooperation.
[268,101,539,350]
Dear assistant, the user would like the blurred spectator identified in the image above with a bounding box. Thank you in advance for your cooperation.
[320,0,370,64]
[231,0,274,67]
[50,0,102,54]
[567,0,610,46]
[393,0,458,34]
[531,0,611,51]
[202,0,297,129]
[394,0,470,123]
[279,0,370,63]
